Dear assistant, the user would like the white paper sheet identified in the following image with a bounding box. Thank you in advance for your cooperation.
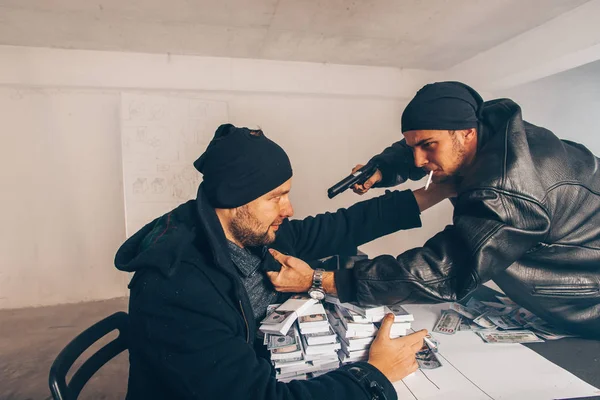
[120,93,229,236]
[391,303,600,400]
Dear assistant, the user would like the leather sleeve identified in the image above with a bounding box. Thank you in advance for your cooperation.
[369,139,427,187]
[335,188,551,305]
[284,189,421,262]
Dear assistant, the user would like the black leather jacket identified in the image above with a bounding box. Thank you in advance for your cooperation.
[335,99,600,338]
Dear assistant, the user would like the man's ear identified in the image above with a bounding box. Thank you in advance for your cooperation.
[464,128,477,143]
[215,206,235,222]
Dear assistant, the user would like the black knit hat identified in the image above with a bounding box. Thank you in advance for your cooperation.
[401,81,484,133]
[194,124,293,208]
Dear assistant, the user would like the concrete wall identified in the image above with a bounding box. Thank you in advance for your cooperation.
[494,60,600,155]
[0,88,128,308]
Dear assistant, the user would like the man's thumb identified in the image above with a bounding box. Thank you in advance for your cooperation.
[377,313,395,339]
[269,248,287,263]
[265,271,278,280]
[352,164,364,174]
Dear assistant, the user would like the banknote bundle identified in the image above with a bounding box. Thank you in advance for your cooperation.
[329,305,377,365]
[267,299,341,382]
[326,297,416,366]
[259,295,318,336]
[267,296,424,381]
[433,295,576,343]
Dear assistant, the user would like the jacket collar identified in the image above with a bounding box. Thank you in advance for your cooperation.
[194,183,258,343]
[195,183,241,278]
[479,98,522,149]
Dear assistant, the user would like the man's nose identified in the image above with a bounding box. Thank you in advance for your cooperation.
[413,148,428,168]
[281,198,294,218]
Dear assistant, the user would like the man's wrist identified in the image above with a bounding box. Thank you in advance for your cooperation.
[303,273,313,292]
[322,272,337,296]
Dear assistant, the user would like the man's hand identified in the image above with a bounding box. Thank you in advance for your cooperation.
[368,314,427,383]
[351,164,382,195]
[266,249,313,292]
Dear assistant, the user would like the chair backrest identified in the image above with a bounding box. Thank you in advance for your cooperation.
[49,311,129,400]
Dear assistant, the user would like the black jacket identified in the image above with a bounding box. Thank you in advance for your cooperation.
[335,99,600,338]
[115,185,422,400]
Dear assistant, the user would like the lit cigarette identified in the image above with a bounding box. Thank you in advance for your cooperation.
[425,170,433,190]
[424,335,438,352]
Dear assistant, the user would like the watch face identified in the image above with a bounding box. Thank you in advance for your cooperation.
[309,289,326,300]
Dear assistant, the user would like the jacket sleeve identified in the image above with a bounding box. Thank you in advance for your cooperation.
[369,139,427,187]
[131,271,397,400]
[284,189,422,262]
[335,188,551,305]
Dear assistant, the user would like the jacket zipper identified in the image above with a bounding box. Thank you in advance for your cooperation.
[239,300,250,343]
[532,285,599,297]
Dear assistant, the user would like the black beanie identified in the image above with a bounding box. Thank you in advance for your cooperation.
[193,124,293,208]
[401,81,484,133]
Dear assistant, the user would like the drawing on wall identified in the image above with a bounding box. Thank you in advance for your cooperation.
[148,103,166,120]
[171,165,201,200]
[132,178,148,194]
[189,102,207,119]
[150,178,167,194]
[121,93,228,236]
[125,99,146,120]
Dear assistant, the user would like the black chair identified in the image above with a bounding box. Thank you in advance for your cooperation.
[49,311,129,400]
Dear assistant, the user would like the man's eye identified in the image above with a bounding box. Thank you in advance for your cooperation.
[423,142,434,149]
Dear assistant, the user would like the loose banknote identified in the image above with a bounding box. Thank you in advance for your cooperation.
[416,339,442,369]
[450,302,480,320]
[486,312,521,330]
[472,312,497,329]
[465,298,489,314]
[433,310,462,335]
[458,319,486,331]
[476,330,544,344]
[480,301,510,310]
[496,295,518,307]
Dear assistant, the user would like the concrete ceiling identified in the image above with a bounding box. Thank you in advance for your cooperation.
[0,0,591,69]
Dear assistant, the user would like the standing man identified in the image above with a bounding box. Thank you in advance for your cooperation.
[268,82,600,338]
[116,123,454,400]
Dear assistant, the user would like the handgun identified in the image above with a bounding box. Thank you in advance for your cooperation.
[327,162,378,199]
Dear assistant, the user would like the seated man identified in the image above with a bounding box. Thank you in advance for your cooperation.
[115,123,454,400]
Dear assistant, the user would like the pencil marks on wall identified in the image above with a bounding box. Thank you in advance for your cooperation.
[121,93,228,236]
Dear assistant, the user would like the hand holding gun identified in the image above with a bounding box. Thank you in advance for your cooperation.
[327,162,381,198]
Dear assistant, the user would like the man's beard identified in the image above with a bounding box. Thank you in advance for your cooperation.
[433,135,467,184]
[230,206,275,247]
[448,134,468,179]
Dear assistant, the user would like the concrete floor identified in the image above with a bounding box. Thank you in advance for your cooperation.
[0,297,129,400]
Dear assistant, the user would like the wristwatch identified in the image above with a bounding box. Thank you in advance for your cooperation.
[308,268,326,300]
